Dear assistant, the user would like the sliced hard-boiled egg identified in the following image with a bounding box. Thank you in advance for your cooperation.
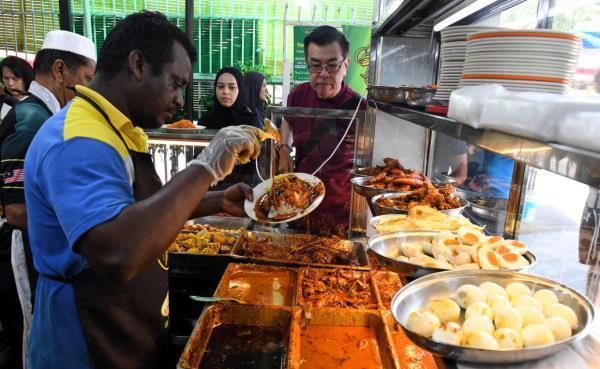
[498,252,530,270]
[400,242,425,258]
[455,284,487,309]
[521,324,555,347]
[495,244,514,255]
[477,247,501,270]
[544,303,578,330]
[479,282,507,299]
[458,225,485,245]
[544,317,572,341]
[488,295,512,315]
[450,244,478,263]
[457,263,480,270]
[503,239,528,255]
[511,295,543,311]
[495,307,523,331]
[433,231,457,244]
[426,298,461,323]
[463,332,499,350]
[447,250,472,266]
[465,301,494,321]
[505,282,532,299]
[534,289,559,309]
[463,315,495,335]
[494,328,523,349]
[482,235,504,249]
[407,310,441,338]
[516,306,546,326]
[432,322,463,345]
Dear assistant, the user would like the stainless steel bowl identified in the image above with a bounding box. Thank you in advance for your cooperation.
[404,87,437,107]
[351,176,411,199]
[350,167,375,177]
[368,86,406,104]
[390,269,595,363]
[368,231,536,278]
[371,193,469,217]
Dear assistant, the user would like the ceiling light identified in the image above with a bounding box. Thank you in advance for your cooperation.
[434,0,499,32]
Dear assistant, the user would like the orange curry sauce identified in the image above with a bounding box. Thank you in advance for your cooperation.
[225,270,294,306]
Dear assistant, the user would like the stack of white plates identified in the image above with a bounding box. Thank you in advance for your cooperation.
[435,26,500,103]
[458,30,582,94]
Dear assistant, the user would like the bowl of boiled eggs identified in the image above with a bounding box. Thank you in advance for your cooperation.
[390,269,595,363]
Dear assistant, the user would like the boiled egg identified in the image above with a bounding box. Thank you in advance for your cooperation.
[482,235,504,249]
[521,324,555,347]
[426,298,461,323]
[409,254,437,267]
[422,241,432,255]
[457,263,480,270]
[465,301,494,321]
[494,328,523,349]
[455,284,487,309]
[503,239,528,255]
[495,244,513,255]
[494,307,523,331]
[544,303,578,330]
[433,231,457,244]
[400,242,425,258]
[458,226,485,245]
[463,332,499,350]
[511,295,543,311]
[516,306,545,326]
[450,244,478,263]
[407,310,440,338]
[432,322,463,345]
[543,317,572,341]
[431,243,451,260]
[447,250,472,266]
[488,295,512,315]
[479,282,507,299]
[533,289,559,309]
[477,247,501,270]
[462,315,495,336]
[426,259,454,270]
[505,282,532,299]
[498,252,530,270]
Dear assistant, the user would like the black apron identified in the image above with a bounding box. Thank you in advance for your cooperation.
[69,93,169,369]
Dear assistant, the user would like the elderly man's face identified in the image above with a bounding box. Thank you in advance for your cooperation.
[306,42,348,99]
[63,60,95,101]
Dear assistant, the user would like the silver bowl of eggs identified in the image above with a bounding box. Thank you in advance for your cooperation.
[367,228,536,278]
[390,269,595,363]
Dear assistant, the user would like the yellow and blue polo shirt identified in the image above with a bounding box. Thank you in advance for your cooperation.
[24,86,148,369]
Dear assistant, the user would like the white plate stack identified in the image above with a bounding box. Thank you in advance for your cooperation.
[435,26,501,104]
[458,29,582,94]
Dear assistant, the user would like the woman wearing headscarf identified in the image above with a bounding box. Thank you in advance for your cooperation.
[243,71,268,129]
[201,67,256,129]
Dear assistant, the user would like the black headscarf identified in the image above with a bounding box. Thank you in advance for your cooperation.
[201,67,256,130]
[243,71,267,129]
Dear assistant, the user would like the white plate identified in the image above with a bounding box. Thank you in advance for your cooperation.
[244,173,325,224]
[162,125,207,133]
[465,45,581,56]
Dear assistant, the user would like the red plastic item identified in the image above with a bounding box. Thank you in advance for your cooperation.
[425,105,448,115]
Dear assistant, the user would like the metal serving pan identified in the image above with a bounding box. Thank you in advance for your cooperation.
[390,269,596,364]
[186,215,251,231]
[232,231,370,270]
[368,231,536,278]
[177,303,293,369]
[213,263,297,307]
[371,193,468,217]
[351,176,413,200]
[368,85,406,104]
[403,87,437,108]
[287,308,399,369]
[295,267,379,310]
[469,202,507,221]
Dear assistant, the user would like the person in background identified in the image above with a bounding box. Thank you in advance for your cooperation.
[432,135,468,185]
[0,56,34,122]
[0,30,96,369]
[200,67,256,129]
[244,71,268,128]
[278,25,366,237]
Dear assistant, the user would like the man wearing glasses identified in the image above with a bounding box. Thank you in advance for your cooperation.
[278,25,365,237]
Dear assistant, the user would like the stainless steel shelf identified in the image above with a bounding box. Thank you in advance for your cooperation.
[371,101,600,188]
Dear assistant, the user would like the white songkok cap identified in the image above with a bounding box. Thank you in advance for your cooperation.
[41,30,97,62]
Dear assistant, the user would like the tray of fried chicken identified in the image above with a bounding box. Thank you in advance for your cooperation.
[168,222,241,255]
[372,182,468,216]
[351,158,428,199]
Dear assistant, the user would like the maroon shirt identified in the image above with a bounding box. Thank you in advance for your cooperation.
[287,82,366,235]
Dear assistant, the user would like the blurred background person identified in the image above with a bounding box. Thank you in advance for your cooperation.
[0,57,34,122]
[243,71,268,128]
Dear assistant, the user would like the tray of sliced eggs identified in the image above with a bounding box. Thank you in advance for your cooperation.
[367,226,535,278]
[390,270,595,364]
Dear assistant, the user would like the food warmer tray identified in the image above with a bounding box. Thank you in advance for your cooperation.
[390,270,595,364]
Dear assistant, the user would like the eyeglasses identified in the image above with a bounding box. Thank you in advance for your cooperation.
[307,60,345,74]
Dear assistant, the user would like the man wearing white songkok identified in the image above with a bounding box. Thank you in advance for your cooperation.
[0,30,96,369]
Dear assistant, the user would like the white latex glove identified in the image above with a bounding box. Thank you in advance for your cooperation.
[190,125,263,184]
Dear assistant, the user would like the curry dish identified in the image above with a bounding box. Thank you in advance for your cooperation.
[300,269,377,309]
[255,174,325,221]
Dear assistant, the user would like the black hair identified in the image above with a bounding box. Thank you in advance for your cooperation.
[304,25,350,59]
[96,11,197,79]
[0,56,34,90]
[33,49,91,75]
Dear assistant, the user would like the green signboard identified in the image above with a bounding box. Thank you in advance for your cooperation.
[293,26,316,82]
[342,25,371,94]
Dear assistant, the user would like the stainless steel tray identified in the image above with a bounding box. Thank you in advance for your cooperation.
[371,193,468,217]
[187,215,251,231]
[368,231,536,278]
[390,270,596,364]
[351,176,412,200]
[232,231,370,270]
